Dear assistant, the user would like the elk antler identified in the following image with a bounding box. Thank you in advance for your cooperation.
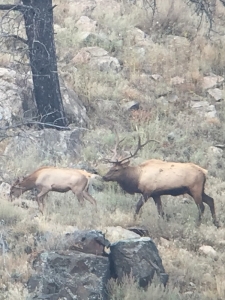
[104,129,126,163]
[117,136,159,163]
[104,132,159,164]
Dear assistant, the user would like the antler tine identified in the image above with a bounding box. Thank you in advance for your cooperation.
[110,129,125,162]
[118,135,159,163]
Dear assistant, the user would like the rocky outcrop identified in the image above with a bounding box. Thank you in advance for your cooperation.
[26,230,168,299]
[72,47,121,73]
[110,237,169,288]
[4,128,84,160]
[27,230,111,300]
[0,67,88,127]
[27,250,110,300]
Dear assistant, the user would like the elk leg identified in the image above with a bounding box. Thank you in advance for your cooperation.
[36,189,49,215]
[197,202,205,225]
[152,195,164,217]
[74,191,85,207]
[202,192,220,228]
[135,194,148,215]
[83,191,97,212]
[189,189,205,226]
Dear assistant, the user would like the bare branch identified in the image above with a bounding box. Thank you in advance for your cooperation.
[0,4,33,13]
[49,5,57,12]
[1,33,28,45]
[186,0,216,32]
[1,120,71,131]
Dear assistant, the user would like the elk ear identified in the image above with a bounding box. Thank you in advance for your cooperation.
[121,160,130,168]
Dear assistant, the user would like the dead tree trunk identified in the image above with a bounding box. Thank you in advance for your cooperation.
[22,0,67,128]
[0,1,67,129]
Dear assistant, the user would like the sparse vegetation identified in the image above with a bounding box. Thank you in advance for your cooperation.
[1,0,225,299]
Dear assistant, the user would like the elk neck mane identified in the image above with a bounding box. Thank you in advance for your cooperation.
[117,165,142,194]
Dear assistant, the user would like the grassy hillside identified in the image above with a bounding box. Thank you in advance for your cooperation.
[1,0,225,299]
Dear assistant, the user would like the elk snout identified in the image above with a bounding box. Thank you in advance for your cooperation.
[102,175,110,181]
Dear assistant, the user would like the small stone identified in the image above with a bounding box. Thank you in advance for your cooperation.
[199,245,217,257]
[167,132,175,141]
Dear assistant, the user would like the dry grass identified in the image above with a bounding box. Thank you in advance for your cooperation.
[1,0,225,299]
[1,106,225,298]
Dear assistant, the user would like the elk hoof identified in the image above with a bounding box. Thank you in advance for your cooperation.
[214,220,220,229]
[134,213,139,221]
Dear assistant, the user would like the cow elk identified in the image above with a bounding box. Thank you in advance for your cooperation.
[103,135,219,227]
[10,166,98,214]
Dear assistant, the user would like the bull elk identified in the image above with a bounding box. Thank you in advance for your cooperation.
[102,135,219,227]
[10,166,98,214]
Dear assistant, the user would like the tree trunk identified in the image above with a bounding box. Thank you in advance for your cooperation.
[22,0,67,128]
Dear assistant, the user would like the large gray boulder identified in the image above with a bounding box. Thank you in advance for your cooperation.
[4,128,84,160]
[0,67,24,127]
[109,237,169,288]
[27,230,111,300]
[0,67,88,127]
[72,47,121,73]
[27,251,110,300]
[62,230,110,255]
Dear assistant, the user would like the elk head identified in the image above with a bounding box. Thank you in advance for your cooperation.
[103,132,159,182]
[10,177,24,200]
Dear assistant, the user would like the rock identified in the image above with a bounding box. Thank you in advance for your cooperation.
[109,237,169,287]
[63,230,110,255]
[170,76,185,85]
[77,31,111,50]
[191,100,218,119]
[214,144,225,150]
[0,67,88,127]
[0,182,11,197]
[0,67,24,126]
[72,47,121,73]
[4,128,84,160]
[156,93,178,106]
[167,132,175,141]
[75,16,97,32]
[127,27,147,46]
[208,146,223,159]
[24,246,32,255]
[199,245,217,258]
[202,74,224,90]
[207,88,223,101]
[27,250,110,300]
[151,74,163,81]
[104,226,140,245]
[121,101,140,111]
[127,226,149,237]
[59,78,88,126]
[207,146,223,170]
[0,233,9,254]
[54,24,66,34]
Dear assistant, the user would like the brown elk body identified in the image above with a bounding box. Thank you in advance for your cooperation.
[10,166,98,214]
[103,137,219,227]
